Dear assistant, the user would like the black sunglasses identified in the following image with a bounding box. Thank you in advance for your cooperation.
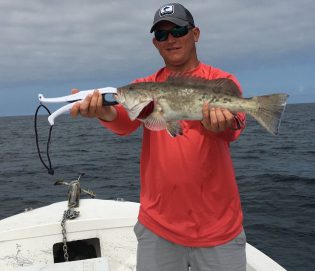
[154,25,193,42]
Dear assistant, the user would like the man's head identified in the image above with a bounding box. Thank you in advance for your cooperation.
[150,3,195,33]
[151,3,200,72]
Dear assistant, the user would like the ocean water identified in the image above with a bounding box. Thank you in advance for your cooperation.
[0,103,314,270]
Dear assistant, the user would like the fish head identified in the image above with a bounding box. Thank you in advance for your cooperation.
[116,86,153,120]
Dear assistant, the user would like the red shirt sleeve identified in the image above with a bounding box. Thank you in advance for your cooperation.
[99,105,141,136]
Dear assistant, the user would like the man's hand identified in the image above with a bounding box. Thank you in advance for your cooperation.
[201,102,234,132]
[70,89,117,121]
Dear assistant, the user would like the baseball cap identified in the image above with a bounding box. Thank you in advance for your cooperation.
[150,3,195,33]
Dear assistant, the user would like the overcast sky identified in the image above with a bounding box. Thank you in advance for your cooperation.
[1,0,314,116]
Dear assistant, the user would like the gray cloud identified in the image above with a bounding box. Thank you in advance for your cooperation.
[0,0,314,114]
[195,0,315,67]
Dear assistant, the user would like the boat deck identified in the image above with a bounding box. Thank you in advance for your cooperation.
[0,199,286,270]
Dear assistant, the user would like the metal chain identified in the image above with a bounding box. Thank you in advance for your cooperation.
[60,208,80,262]
[61,210,69,261]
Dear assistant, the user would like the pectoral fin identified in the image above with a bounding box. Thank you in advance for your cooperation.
[143,111,167,131]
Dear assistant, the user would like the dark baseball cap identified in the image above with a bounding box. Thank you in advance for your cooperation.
[150,3,195,33]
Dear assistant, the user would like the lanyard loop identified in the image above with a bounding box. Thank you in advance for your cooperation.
[34,104,54,175]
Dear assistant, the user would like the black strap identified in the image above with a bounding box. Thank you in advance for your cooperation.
[34,104,54,175]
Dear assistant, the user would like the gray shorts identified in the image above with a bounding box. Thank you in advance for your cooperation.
[134,221,246,271]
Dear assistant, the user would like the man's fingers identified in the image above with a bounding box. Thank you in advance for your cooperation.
[97,90,104,113]
[71,88,79,94]
[202,102,209,118]
[88,90,99,115]
[70,102,80,117]
[222,109,234,128]
[214,108,227,131]
[202,106,235,132]
[201,102,210,128]
[80,94,92,116]
[69,89,106,119]
[209,108,219,131]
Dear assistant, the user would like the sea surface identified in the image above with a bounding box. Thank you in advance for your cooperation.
[0,103,314,270]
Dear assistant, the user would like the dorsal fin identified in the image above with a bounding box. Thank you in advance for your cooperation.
[166,74,241,97]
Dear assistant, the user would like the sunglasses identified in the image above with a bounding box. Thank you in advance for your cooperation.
[154,25,193,42]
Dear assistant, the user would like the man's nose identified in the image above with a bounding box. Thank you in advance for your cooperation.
[166,33,176,42]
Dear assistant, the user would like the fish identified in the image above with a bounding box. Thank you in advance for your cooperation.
[115,75,289,136]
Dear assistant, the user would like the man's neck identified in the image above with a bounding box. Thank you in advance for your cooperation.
[166,59,200,73]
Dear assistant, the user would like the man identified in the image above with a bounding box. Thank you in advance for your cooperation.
[71,3,246,271]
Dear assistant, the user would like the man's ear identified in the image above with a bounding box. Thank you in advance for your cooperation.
[152,37,159,49]
[193,27,200,42]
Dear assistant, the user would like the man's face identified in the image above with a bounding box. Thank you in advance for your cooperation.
[152,21,200,69]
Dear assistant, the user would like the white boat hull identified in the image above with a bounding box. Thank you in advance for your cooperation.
[0,199,286,270]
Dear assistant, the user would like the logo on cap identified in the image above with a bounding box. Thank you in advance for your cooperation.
[159,4,174,17]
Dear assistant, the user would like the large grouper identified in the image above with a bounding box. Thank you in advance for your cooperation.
[115,75,289,137]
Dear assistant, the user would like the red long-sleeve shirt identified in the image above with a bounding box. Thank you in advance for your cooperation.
[101,62,245,247]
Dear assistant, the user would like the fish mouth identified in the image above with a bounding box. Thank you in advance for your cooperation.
[113,93,120,103]
[115,90,124,104]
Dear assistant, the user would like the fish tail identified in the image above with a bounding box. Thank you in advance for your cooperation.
[249,93,289,135]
